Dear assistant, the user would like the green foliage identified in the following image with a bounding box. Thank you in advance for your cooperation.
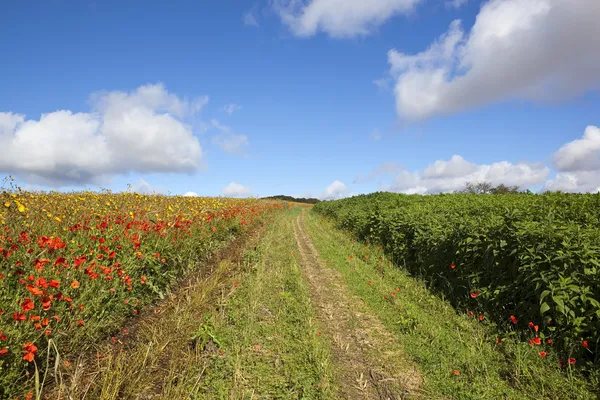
[314,192,600,369]
[262,195,320,204]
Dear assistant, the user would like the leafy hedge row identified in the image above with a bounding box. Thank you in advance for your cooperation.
[314,192,600,366]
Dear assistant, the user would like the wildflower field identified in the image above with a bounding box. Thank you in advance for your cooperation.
[314,192,600,374]
[0,190,280,398]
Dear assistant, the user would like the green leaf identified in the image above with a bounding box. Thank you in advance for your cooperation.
[540,302,551,314]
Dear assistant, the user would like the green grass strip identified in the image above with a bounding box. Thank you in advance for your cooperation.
[197,209,335,399]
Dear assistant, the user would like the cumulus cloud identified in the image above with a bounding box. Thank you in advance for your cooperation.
[222,182,252,197]
[183,191,199,197]
[223,103,242,115]
[0,84,205,187]
[545,125,600,193]
[273,0,421,38]
[362,155,550,194]
[211,119,249,154]
[128,179,166,195]
[389,0,600,120]
[553,126,600,172]
[321,180,349,199]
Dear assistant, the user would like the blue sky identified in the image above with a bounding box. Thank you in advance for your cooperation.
[1,0,599,197]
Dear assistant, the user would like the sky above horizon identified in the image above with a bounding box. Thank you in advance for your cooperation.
[1,0,599,198]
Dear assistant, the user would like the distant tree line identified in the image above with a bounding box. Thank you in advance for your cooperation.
[262,195,320,204]
[457,181,528,194]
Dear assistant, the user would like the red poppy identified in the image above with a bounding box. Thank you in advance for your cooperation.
[532,337,541,345]
[468,311,474,317]
[470,292,478,299]
[22,342,38,362]
[582,340,589,349]
[0,348,8,356]
[453,370,460,376]
[559,360,566,368]
[568,358,576,365]
[48,279,60,288]
[509,315,517,325]
[450,263,456,269]
[478,314,484,321]
[547,339,552,344]
[36,277,48,288]
[77,319,85,326]
[42,296,52,311]
[528,321,534,328]
[140,275,147,284]
[538,351,547,358]
[71,280,80,289]
[21,298,35,312]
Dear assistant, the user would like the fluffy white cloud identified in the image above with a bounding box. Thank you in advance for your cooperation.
[211,119,249,154]
[0,84,205,187]
[388,0,600,120]
[321,180,348,199]
[362,155,550,194]
[553,126,600,172]
[274,0,421,38]
[222,182,252,197]
[223,103,242,115]
[183,191,199,197]
[545,125,600,193]
[544,171,600,193]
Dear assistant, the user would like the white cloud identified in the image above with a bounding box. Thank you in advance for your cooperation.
[363,155,550,194]
[545,125,600,193]
[129,179,166,195]
[321,180,349,199]
[274,0,421,38]
[223,103,242,115]
[544,171,600,193]
[222,182,252,197]
[243,9,260,27]
[369,129,382,141]
[211,119,249,154]
[183,191,199,197]
[389,0,600,120]
[0,84,205,187]
[553,126,600,172]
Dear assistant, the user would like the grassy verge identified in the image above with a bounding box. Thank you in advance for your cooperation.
[304,210,597,399]
[195,208,335,398]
